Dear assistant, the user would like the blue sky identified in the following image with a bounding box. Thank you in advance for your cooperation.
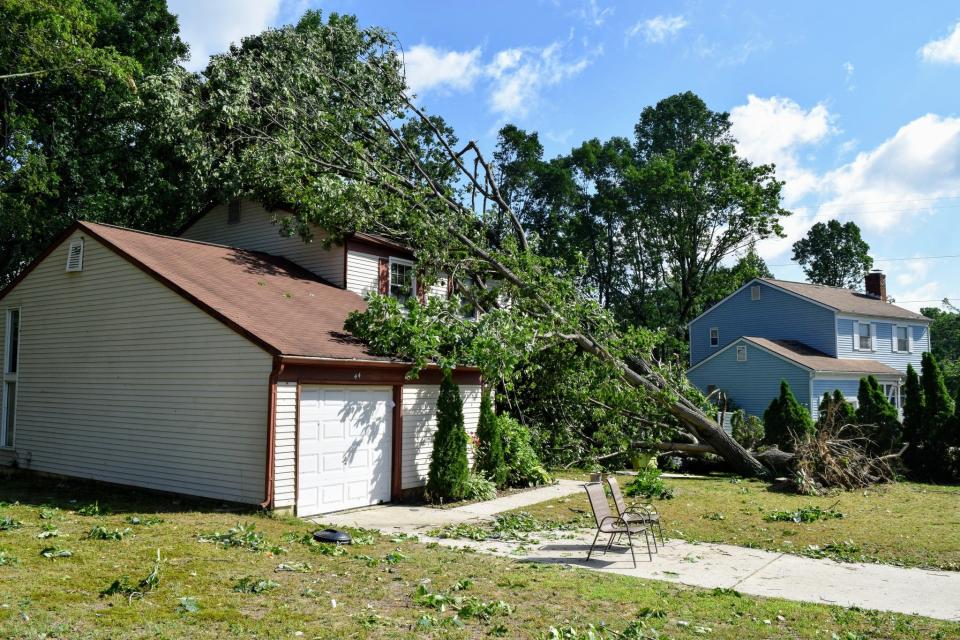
[167,1,960,311]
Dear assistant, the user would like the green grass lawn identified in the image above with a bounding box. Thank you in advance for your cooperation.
[0,471,957,639]
[508,474,960,571]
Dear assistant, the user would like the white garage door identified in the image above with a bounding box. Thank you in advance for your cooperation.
[297,386,393,516]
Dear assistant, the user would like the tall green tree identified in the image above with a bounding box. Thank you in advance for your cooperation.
[855,376,901,451]
[1,0,194,283]
[628,92,789,331]
[921,352,954,438]
[426,372,470,502]
[474,387,507,487]
[902,364,924,448]
[922,302,960,397]
[763,380,814,451]
[791,220,873,289]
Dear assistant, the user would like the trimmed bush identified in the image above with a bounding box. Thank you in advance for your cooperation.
[499,416,551,487]
[731,410,764,450]
[426,371,470,502]
[763,380,814,451]
[855,376,901,452]
[462,473,497,502]
[474,388,507,488]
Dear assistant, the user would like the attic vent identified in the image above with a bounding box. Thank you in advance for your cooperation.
[750,285,761,301]
[736,345,748,362]
[65,239,84,272]
[227,199,241,224]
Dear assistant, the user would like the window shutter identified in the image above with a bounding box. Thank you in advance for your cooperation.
[378,258,389,295]
[907,326,914,353]
[891,325,899,353]
[871,323,877,351]
[852,320,860,351]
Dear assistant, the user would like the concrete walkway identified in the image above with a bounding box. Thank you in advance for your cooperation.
[321,478,584,531]
[319,480,960,622]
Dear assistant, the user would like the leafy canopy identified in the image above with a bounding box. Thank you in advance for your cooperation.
[792,220,873,289]
[1,0,193,283]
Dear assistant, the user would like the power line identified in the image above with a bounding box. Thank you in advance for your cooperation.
[768,253,960,268]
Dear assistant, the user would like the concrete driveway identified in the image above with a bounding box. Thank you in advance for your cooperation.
[319,479,960,622]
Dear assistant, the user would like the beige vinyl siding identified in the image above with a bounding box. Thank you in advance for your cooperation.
[346,250,380,298]
[181,201,345,286]
[427,277,448,300]
[0,230,274,503]
[273,381,298,508]
[401,384,481,489]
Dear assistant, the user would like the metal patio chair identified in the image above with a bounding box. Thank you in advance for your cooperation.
[606,475,665,549]
[583,482,653,567]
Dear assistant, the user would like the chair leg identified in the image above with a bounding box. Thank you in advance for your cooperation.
[656,521,665,544]
[643,528,653,562]
[624,528,637,568]
[586,528,601,562]
[648,523,658,553]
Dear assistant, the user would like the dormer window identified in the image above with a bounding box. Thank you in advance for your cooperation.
[389,258,415,304]
[750,285,761,301]
[709,327,719,347]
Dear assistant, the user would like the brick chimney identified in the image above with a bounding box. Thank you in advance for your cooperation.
[865,270,887,301]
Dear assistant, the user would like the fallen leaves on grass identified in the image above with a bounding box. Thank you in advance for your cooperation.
[39,547,72,558]
[87,525,132,541]
[764,505,844,524]
[233,576,279,594]
[99,549,161,600]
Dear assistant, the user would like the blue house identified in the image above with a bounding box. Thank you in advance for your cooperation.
[686,273,931,419]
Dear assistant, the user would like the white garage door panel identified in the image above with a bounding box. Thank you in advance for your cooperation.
[297,386,393,516]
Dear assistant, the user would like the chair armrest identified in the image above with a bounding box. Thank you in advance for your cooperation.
[598,515,628,528]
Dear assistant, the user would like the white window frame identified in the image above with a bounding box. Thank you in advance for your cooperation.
[750,285,761,301]
[388,257,416,304]
[892,325,911,353]
[709,327,719,347]
[852,320,875,352]
[2,307,21,449]
[880,382,901,409]
[736,345,747,362]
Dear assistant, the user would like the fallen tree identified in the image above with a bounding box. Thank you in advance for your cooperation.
[188,13,779,477]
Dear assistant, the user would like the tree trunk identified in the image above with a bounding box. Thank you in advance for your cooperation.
[567,333,770,478]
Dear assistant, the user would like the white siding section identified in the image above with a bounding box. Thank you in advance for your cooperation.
[273,381,298,508]
[346,251,380,298]
[428,277,448,300]
[181,201,344,286]
[0,230,274,503]
[401,384,481,489]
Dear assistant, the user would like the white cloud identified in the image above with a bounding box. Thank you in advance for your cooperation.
[486,42,593,117]
[730,95,837,204]
[580,0,614,26]
[400,39,595,118]
[168,0,282,71]
[628,15,688,44]
[843,61,855,90]
[919,22,960,64]
[404,45,482,95]
[817,114,960,231]
[891,259,941,311]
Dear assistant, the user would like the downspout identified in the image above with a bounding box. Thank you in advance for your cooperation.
[261,356,285,509]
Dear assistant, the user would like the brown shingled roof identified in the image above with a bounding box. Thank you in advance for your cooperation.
[761,278,928,321]
[80,222,393,361]
[744,337,903,375]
